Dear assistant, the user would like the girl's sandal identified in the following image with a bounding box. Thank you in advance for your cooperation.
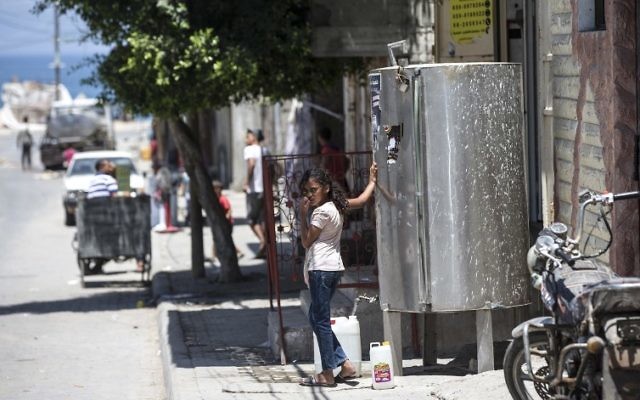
[299,376,337,388]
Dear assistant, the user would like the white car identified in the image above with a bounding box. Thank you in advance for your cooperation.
[63,150,145,225]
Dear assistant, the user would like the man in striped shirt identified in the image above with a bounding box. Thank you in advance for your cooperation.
[86,159,118,199]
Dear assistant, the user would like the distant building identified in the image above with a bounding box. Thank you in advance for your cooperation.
[0,81,72,128]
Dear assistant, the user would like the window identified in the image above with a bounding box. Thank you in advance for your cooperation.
[70,159,95,175]
[109,158,137,173]
[578,0,605,32]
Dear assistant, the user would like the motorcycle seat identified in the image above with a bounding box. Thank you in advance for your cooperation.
[546,259,616,324]
[571,278,640,323]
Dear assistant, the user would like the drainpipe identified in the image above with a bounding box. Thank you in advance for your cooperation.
[539,0,555,226]
[634,2,640,273]
[636,0,640,181]
[541,52,554,225]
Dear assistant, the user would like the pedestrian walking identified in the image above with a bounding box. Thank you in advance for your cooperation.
[62,145,76,168]
[243,129,266,258]
[16,116,33,170]
[152,163,174,231]
[298,162,377,387]
[146,162,165,229]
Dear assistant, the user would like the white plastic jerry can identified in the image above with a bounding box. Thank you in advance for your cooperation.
[313,316,362,376]
[370,341,395,389]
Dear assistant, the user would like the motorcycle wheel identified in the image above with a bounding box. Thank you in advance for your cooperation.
[503,333,553,400]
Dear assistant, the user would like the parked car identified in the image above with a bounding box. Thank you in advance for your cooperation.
[63,150,144,226]
[41,98,115,170]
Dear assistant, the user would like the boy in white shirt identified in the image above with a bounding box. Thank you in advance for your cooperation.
[243,129,266,258]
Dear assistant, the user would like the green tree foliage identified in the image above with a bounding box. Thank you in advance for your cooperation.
[36,0,349,116]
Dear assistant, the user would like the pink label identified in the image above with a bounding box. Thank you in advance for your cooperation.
[373,362,391,383]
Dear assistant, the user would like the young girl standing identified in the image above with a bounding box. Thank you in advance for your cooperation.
[299,162,377,387]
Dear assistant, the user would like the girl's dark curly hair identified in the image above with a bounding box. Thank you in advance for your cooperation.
[299,168,348,214]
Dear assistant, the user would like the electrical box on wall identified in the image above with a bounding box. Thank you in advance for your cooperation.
[435,0,497,62]
[506,0,523,20]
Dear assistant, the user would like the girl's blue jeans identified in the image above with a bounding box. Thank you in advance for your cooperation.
[308,270,347,371]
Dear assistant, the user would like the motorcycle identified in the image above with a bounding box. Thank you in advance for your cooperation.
[504,190,640,400]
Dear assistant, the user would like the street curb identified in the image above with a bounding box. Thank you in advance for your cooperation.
[151,270,172,300]
[158,301,178,400]
[158,301,205,400]
[154,271,203,400]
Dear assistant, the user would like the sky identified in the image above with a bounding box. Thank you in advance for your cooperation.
[0,0,110,56]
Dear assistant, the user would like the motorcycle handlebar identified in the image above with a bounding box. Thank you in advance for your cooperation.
[539,189,639,264]
[555,248,575,267]
[613,191,640,201]
[573,190,639,245]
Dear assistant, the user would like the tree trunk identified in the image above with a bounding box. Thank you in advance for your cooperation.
[169,116,242,283]
[186,113,205,279]
[189,177,205,278]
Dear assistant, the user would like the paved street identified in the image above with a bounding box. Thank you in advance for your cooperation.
[0,124,164,400]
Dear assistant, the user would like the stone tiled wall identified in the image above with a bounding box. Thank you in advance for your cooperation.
[549,0,639,274]
[550,0,609,261]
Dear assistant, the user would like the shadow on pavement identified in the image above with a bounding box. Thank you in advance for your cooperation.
[0,288,151,316]
[159,264,312,386]
[161,266,305,373]
[83,280,150,289]
[167,305,276,369]
[159,267,304,299]
[404,341,509,376]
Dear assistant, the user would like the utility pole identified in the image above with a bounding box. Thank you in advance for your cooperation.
[53,6,61,101]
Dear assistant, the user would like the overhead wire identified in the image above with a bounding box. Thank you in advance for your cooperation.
[0,14,51,34]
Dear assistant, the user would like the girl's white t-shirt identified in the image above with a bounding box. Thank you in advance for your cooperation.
[304,201,344,272]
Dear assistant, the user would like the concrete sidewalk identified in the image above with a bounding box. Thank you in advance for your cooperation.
[150,190,513,400]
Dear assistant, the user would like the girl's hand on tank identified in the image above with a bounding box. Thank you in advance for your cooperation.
[369,162,378,184]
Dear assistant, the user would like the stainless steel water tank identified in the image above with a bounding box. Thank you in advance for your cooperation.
[370,63,530,313]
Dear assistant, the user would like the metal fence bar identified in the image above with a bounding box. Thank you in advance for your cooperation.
[262,155,287,364]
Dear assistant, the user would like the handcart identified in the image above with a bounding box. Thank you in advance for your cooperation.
[74,195,152,288]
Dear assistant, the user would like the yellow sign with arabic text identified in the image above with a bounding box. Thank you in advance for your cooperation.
[450,0,493,45]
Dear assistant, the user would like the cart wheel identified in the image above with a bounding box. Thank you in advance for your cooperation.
[77,257,104,276]
[93,259,105,274]
[77,255,87,288]
[64,210,76,226]
[142,254,152,284]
